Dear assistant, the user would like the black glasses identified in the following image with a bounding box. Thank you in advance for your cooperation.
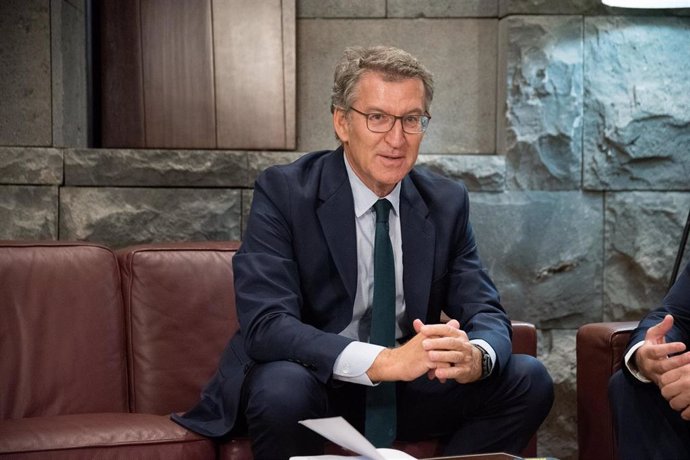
[343,106,431,134]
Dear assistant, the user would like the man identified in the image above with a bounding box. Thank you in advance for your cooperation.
[610,261,690,459]
[173,46,553,459]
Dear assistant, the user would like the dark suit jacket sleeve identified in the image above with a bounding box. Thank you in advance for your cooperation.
[442,186,512,373]
[406,171,512,374]
[233,164,353,384]
[625,262,690,363]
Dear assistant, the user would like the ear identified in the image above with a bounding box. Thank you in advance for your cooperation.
[333,108,350,144]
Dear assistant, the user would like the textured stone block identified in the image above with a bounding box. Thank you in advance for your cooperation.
[0,0,51,146]
[500,0,690,16]
[52,0,88,148]
[537,329,577,460]
[415,154,505,192]
[247,151,305,185]
[584,17,690,191]
[241,189,253,239]
[498,16,583,190]
[604,192,690,321]
[0,186,57,239]
[499,0,611,15]
[297,0,385,18]
[387,0,497,17]
[297,19,497,155]
[65,149,249,187]
[0,148,63,184]
[470,191,603,328]
[60,187,242,248]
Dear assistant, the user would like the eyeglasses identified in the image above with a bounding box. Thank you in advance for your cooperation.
[343,106,431,134]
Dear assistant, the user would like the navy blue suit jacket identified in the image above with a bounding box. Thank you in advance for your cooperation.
[173,147,511,437]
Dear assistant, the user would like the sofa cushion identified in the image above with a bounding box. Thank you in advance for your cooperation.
[0,241,128,419]
[117,242,240,415]
[0,413,214,459]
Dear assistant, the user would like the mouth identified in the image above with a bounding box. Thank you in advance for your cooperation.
[379,153,405,161]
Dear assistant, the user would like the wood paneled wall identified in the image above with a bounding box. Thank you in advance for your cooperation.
[100,0,295,150]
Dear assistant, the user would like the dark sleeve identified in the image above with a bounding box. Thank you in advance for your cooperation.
[441,185,513,374]
[233,167,353,384]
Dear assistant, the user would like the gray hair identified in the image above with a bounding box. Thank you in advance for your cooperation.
[330,46,434,115]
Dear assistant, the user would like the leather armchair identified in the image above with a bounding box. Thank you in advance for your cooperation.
[576,321,638,460]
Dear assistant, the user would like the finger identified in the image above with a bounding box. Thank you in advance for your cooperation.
[659,358,690,386]
[681,406,690,421]
[644,341,687,360]
[413,318,425,334]
[427,349,467,364]
[423,336,470,352]
[420,322,464,338]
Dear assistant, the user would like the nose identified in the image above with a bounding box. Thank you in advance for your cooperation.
[384,117,406,147]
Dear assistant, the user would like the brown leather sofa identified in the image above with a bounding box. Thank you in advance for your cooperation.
[576,321,638,460]
[1,240,538,459]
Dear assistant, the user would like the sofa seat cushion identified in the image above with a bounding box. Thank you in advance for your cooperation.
[0,413,214,459]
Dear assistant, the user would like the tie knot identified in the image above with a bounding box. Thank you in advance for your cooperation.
[373,199,392,224]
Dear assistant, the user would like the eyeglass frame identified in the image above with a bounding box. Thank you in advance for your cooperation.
[337,106,431,134]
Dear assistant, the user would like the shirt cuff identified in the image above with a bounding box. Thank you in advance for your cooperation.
[470,339,496,373]
[624,340,652,383]
[333,342,386,386]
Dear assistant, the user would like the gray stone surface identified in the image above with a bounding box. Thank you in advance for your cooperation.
[297,18,497,155]
[583,17,690,191]
[241,189,253,239]
[387,0,498,17]
[65,149,249,187]
[0,0,52,146]
[470,191,603,328]
[604,191,690,321]
[500,0,690,16]
[415,154,505,192]
[537,329,577,460]
[52,0,88,148]
[498,16,583,190]
[0,186,57,239]
[0,148,63,184]
[59,187,242,248]
[500,0,612,15]
[247,151,305,185]
[297,0,385,18]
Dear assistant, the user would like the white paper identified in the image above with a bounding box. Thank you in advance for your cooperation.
[290,417,417,460]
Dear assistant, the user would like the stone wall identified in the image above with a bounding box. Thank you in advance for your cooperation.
[2,1,690,458]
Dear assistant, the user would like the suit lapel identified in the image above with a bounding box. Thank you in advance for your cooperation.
[316,148,358,305]
[400,175,435,324]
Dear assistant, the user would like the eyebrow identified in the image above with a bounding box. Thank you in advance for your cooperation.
[361,106,425,116]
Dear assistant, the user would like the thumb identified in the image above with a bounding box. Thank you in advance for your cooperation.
[646,315,674,344]
[413,318,425,334]
[445,318,460,330]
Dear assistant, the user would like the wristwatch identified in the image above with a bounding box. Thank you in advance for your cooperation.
[474,344,492,380]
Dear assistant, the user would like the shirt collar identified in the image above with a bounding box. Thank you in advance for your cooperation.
[343,152,401,219]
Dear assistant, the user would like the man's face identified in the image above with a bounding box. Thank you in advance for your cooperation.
[334,71,427,197]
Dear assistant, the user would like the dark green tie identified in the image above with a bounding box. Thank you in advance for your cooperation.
[365,199,396,448]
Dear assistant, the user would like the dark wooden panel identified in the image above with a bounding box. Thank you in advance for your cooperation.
[100,0,146,148]
[140,0,216,148]
[214,0,291,149]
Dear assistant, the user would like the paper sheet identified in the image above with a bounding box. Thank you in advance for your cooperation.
[290,417,417,460]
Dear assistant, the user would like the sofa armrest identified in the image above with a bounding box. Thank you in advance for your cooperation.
[576,321,638,460]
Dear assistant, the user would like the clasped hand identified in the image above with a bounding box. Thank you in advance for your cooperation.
[635,315,690,419]
[367,318,482,384]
